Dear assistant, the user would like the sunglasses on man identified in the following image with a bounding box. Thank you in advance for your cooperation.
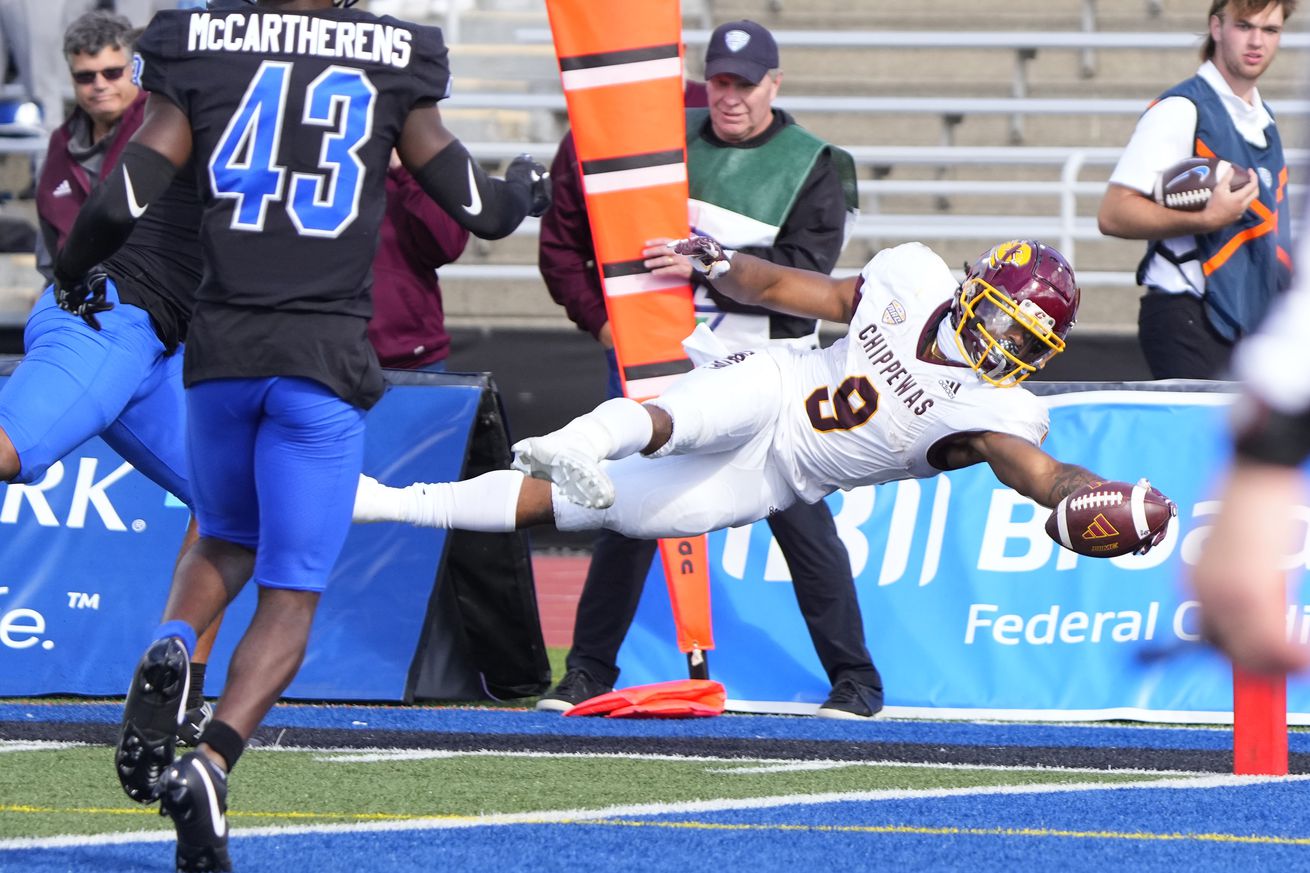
[71,66,126,85]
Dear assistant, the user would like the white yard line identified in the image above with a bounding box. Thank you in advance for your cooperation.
[0,741,86,753]
[4,772,1306,852]
[311,746,1199,777]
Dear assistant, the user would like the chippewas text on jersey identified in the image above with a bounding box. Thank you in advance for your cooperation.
[856,322,934,416]
[186,12,412,68]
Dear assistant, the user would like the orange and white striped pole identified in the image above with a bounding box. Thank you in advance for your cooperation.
[545,0,715,675]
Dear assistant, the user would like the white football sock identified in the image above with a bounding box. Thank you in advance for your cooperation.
[353,471,523,531]
[563,397,653,460]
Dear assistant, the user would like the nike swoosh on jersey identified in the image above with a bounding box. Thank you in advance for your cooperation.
[463,159,483,216]
[123,169,148,219]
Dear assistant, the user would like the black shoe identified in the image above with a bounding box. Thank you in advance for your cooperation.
[815,677,883,720]
[535,668,612,712]
[116,637,190,803]
[177,702,214,748]
[160,751,231,873]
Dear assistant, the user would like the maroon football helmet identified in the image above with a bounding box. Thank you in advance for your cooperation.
[950,240,1081,387]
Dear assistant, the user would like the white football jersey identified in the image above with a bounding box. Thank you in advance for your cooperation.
[768,243,1050,503]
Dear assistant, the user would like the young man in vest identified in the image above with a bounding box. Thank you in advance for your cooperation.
[1097,0,1294,379]
[538,20,883,719]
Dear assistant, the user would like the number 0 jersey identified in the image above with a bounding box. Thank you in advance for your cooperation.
[133,8,450,407]
[770,242,1050,503]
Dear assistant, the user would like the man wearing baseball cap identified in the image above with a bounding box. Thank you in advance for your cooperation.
[535,19,885,722]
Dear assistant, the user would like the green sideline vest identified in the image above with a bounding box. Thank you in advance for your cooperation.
[685,107,857,351]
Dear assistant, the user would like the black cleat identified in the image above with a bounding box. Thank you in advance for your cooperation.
[535,668,612,713]
[116,637,190,802]
[177,702,214,748]
[815,677,884,720]
[161,751,231,873]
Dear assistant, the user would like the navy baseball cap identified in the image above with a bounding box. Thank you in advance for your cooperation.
[703,20,779,84]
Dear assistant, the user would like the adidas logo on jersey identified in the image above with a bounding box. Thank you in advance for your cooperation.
[52,179,72,198]
[937,379,961,398]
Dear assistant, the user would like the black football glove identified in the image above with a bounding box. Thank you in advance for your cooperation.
[506,154,551,218]
[673,234,734,280]
[54,264,113,331]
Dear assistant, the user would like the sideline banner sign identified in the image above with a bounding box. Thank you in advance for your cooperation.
[617,385,1310,722]
[0,369,480,700]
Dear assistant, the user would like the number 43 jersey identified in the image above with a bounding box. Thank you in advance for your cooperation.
[133,8,450,406]
[770,242,1051,504]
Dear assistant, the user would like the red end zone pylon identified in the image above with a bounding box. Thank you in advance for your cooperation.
[1233,665,1288,775]
[1232,575,1289,775]
[546,0,716,677]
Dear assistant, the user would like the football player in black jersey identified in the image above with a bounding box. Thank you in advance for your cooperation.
[54,0,547,868]
[0,137,228,744]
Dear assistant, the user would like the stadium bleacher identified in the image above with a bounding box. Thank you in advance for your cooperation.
[2,0,1306,345]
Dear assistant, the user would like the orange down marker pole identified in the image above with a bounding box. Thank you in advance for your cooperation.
[545,0,715,672]
[1232,579,1289,775]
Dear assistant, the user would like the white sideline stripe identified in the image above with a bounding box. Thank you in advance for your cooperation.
[582,162,686,195]
[561,58,681,92]
[3,773,1303,852]
[723,699,1302,725]
[0,741,85,753]
[310,748,1195,777]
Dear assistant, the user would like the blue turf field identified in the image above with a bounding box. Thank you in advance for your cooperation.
[4,703,1309,871]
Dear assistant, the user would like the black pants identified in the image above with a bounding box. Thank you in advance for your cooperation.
[564,498,882,692]
[1137,292,1234,380]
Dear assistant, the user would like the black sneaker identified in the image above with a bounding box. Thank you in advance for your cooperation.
[160,751,231,873]
[116,637,190,802]
[815,677,883,720]
[177,702,214,748]
[535,668,612,713]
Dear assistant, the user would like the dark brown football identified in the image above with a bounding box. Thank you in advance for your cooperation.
[1153,157,1254,212]
[1045,480,1175,558]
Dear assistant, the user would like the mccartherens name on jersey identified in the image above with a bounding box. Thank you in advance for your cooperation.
[187,12,413,68]
[857,323,934,416]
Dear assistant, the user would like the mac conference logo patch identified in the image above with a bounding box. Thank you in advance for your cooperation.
[882,300,906,325]
[724,30,751,52]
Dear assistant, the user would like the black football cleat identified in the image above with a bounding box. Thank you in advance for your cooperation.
[177,702,214,749]
[160,751,232,873]
[116,637,190,803]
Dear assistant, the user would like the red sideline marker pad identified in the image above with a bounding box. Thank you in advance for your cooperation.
[564,679,726,718]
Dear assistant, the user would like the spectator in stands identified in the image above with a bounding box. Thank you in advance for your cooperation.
[533,20,884,720]
[1191,187,1310,675]
[368,150,470,373]
[1097,0,1294,380]
[34,10,143,283]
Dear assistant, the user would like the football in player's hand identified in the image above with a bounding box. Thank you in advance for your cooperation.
[1045,479,1176,558]
[1153,157,1253,211]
